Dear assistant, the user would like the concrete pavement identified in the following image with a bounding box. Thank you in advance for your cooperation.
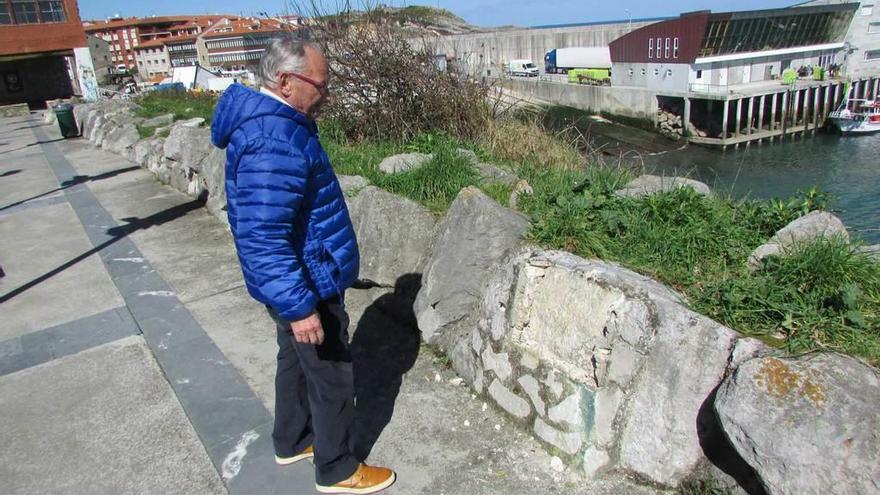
[0,114,659,494]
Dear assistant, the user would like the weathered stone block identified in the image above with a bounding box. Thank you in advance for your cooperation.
[534,418,583,456]
[346,186,436,287]
[518,374,545,416]
[617,300,738,487]
[715,354,880,495]
[615,175,711,198]
[748,211,849,270]
[378,152,431,174]
[488,379,531,419]
[481,346,512,382]
[414,187,528,357]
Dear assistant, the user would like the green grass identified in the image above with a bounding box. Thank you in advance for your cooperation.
[135,90,218,124]
[323,126,508,213]
[136,125,158,139]
[515,167,880,365]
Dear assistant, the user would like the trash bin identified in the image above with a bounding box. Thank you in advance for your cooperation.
[54,103,79,138]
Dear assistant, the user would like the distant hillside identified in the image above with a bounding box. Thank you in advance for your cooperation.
[321,5,483,36]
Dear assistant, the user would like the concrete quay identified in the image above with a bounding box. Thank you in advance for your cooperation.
[0,115,657,495]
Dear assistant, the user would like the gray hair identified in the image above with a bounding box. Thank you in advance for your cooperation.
[258,36,311,89]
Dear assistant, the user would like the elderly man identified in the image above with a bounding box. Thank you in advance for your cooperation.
[211,37,396,494]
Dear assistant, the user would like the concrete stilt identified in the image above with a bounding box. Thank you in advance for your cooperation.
[683,97,691,135]
[771,92,778,131]
[781,90,790,140]
[823,85,832,125]
[811,85,821,134]
[758,94,767,132]
[803,88,811,133]
[721,99,729,140]
[735,98,743,136]
[746,96,755,136]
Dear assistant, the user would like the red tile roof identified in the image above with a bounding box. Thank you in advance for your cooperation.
[83,15,235,33]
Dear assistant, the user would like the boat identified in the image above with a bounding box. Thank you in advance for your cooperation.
[828,97,880,135]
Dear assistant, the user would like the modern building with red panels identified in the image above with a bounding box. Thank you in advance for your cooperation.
[0,0,99,106]
[609,4,857,93]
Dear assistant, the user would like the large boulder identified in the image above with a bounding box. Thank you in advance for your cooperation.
[103,123,141,155]
[455,148,518,185]
[615,175,711,198]
[748,211,849,270]
[337,175,370,194]
[414,187,529,382]
[200,147,227,218]
[715,354,880,495]
[141,113,174,128]
[163,126,213,172]
[346,186,437,287]
[473,248,739,486]
[378,152,431,174]
[134,136,166,171]
[615,298,739,485]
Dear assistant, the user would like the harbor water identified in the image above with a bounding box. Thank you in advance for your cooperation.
[645,133,880,244]
[541,106,879,245]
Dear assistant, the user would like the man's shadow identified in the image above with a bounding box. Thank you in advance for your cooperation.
[350,273,422,461]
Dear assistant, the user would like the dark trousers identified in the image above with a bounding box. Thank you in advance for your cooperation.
[270,296,360,486]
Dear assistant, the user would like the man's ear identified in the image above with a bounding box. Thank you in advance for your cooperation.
[278,73,292,98]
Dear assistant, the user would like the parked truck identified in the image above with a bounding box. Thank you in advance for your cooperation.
[544,47,612,74]
[505,59,539,77]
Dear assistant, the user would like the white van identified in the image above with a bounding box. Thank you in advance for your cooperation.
[505,59,539,77]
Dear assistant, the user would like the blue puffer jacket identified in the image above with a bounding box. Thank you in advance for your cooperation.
[211,84,359,321]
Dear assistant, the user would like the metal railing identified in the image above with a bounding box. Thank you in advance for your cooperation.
[687,83,732,95]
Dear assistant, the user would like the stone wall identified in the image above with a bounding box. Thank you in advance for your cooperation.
[75,102,879,494]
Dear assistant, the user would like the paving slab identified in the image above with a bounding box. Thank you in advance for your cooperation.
[0,151,64,212]
[187,286,279,411]
[0,202,124,339]
[0,336,226,495]
[55,138,244,304]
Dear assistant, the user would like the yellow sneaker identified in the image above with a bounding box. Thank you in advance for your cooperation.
[274,445,314,465]
[316,463,397,494]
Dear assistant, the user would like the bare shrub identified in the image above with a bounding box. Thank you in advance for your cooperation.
[288,1,490,142]
[479,116,585,170]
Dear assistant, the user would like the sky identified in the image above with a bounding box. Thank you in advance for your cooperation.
[78,0,800,27]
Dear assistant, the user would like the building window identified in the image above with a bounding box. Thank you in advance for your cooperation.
[696,69,703,79]
[673,37,680,59]
[10,0,39,24]
[641,68,646,75]
[666,69,672,76]
[869,22,880,34]
[656,38,662,58]
[649,38,654,59]
[865,49,880,60]
[653,68,659,76]
[665,38,670,59]
[628,68,633,77]
[862,4,873,16]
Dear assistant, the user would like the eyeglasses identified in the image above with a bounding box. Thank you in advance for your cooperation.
[279,71,329,93]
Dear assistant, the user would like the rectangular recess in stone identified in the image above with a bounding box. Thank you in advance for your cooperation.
[207,421,319,495]
[0,307,139,377]
[155,334,273,449]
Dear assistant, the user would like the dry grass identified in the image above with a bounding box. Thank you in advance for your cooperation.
[478,117,584,170]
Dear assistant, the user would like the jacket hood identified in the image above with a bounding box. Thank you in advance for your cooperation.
[211,84,313,149]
